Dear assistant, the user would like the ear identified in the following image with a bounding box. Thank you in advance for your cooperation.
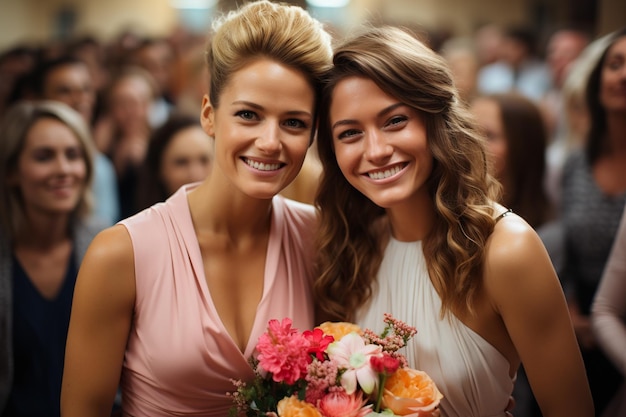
[200,95,215,138]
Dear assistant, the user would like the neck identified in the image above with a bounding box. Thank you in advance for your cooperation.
[385,191,435,242]
[187,174,273,241]
[15,212,72,249]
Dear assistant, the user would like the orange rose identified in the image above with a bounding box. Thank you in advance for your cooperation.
[382,368,443,416]
[277,395,323,417]
[317,321,362,341]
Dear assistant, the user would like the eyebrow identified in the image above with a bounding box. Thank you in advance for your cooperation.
[232,100,312,118]
[331,102,405,131]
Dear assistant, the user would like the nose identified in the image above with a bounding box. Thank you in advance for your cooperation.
[255,122,282,154]
[54,155,73,174]
[364,130,392,162]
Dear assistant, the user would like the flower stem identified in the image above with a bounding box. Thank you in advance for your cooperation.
[375,374,387,413]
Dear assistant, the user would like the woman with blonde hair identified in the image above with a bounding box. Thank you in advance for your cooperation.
[61,1,333,415]
[314,26,592,417]
[0,100,103,416]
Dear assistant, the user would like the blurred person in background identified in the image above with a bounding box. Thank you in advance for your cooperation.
[135,114,213,211]
[545,32,615,214]
[470,92,552,230]
[478,26,552,102]
[0,100,105,417]
[94,66,157,218]
[473,23,505,68]
[0,46,39,118]
[592,205,626,417]
[131,37,176,128]
[560,27,626,416]
[32,55,120,226]
[66,36,111,126]
[171,41,210,118]
[441,37,480,105]
[541,28,590,142]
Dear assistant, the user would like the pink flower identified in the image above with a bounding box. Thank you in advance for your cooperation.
[318,391,373,417]
[326,332,383,395]
[304,328,334,361]
[305,359,340,404]
[256,318,311,385]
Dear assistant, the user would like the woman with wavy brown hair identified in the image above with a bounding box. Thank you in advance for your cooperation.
[313,26,592,417]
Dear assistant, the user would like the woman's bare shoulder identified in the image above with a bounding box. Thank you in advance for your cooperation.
[85,224,134,264]
[483,211,562,309]
[77,224,135,295]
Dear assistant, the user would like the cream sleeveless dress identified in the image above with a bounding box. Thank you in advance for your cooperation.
[357,237,514,417]
[118,184,316,416]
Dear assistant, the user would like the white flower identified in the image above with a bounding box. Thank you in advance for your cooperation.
[326,332,383,394]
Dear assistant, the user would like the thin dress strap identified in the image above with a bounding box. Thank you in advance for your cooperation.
[495,208,513,222]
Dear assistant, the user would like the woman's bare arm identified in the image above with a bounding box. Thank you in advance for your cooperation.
[61,225,136,417]
[485,216,593,417]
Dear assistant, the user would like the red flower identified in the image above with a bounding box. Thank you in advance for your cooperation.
[370,353,400,375]
[303,328,334,361]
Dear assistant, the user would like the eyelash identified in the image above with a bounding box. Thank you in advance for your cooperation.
[235,110,258,121]
[284,119,307,129]
[235,110,308,130]
[336,115,408,140]
[337,129,361,140]
[387,115,408,127]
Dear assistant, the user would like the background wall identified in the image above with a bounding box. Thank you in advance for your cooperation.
[0,0,623,52]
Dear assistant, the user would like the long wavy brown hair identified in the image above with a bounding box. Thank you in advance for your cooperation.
[314,26,501,322]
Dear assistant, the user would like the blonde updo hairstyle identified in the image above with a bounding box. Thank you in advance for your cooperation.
[207,0,333,142]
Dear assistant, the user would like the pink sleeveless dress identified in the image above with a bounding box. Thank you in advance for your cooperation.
[118,184,316,416]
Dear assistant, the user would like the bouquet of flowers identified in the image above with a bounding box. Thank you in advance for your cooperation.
[229,313,443,417]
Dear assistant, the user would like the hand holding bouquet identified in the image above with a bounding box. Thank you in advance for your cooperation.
[229,313,442,417]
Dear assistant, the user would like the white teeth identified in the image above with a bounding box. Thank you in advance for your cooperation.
[368,165,402,179]
[244,158,281,171]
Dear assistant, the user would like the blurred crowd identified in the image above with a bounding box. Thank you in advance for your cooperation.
[0,22,606,223]
[0,14,625,417]
[0,28,214,224]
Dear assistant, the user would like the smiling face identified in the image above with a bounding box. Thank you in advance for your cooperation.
[329,76,433,209]
[160,125,213,195]
[201,58,315,200]
[600,36,626,113]
[11,117,87,217]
